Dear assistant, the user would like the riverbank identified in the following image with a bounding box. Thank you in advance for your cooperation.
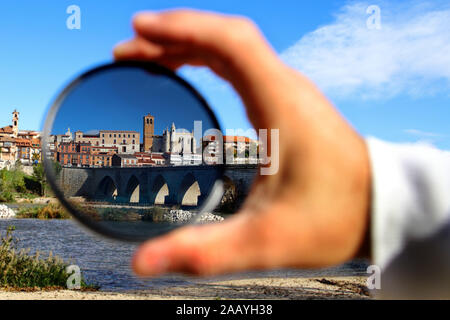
[0,276,371,300]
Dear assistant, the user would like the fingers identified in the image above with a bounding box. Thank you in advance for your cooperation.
[113,37,207,70]
[132,10,230,48]
[131,10,257,58]
[114,10,312,137]
[114,10,277,80]
[114,37,164,61]
[132,212,269,277]
[113,10,239,63]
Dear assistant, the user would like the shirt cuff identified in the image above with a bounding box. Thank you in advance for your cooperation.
[366,137,450,270]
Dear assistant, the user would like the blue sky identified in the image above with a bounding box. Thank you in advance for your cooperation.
[0,0,449,148]
[51,66,217,140]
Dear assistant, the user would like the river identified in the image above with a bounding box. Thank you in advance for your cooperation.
[0,217,369,292]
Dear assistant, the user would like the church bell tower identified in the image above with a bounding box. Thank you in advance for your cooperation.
[143,114,155,152]
[12,110,19,138]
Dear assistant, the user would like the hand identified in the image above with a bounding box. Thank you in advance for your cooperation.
[114,9,372,276]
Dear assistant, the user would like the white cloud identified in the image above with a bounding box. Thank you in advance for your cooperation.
[281,1,450,99]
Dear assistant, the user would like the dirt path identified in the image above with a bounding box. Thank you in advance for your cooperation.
[0,276,371,300]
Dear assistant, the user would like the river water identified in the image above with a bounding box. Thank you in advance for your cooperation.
[0,218,369,291]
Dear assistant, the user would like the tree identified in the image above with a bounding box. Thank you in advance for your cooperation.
[32,163,45,196]
[32,152,40,162]
[32,161,61,196]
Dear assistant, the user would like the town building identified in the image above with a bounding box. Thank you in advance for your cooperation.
[57,142,85,167]
[0,136,16,163]
[16,138,32,163]
[163,152,202,166]
[112,154,138,167]
[133,152,167,166]
[0,110,42,165]
[55,128,74,144]
[74,130,100,146]
[0,110,20,163]
[151,123,201,165]
[150,153,166,165]
[74,130,140,154]
[91,146,116,167]
[56,142,117,167]
[202,135,260,165]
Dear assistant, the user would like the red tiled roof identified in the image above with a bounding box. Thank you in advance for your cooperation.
[18,131,39,136]
[0,136,14,142]
[138,159,155,164]
[15,138,32,147]
[0,126,13,134]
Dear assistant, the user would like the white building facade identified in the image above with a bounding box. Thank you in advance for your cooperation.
[152,123,201,165]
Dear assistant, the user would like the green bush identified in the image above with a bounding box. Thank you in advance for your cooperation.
[0,226,96,289]
[16,207,41,219]
[0,168,26,194]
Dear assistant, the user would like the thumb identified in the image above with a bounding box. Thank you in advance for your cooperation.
[132,212,264,276]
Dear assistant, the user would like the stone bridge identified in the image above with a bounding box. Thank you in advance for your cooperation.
[57,165,258,208]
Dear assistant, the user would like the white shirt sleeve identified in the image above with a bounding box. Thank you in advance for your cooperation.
[366,137,450,270]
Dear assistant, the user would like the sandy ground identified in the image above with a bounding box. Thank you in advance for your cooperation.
[0,276,372,300]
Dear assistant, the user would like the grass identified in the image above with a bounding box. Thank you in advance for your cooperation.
[16,203,71,220]
[0,226,97,290]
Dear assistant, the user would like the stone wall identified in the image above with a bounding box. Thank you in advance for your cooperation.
[58,167,92,197]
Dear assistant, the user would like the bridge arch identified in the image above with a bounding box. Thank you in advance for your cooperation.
[150,174,169,205]
[125,175,140,203]
[95,176,118,202]
[178,172,201,206]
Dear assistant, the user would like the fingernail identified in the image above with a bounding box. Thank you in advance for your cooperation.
[134,12,160,25]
